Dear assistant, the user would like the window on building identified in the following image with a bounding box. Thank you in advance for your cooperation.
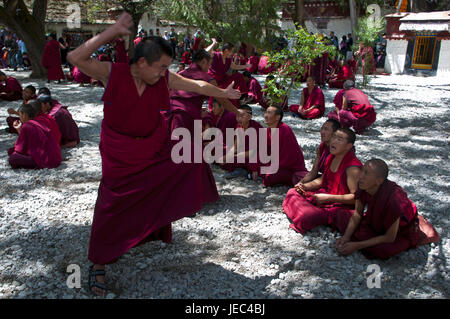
[412,33,437,70]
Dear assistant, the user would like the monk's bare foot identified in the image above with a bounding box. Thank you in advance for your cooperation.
[88,264,107,297]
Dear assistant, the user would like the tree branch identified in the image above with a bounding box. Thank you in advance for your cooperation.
[32,0,48,22]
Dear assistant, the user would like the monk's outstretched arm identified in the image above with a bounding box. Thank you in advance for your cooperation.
[67,13,133,85]
[169,71,241,101]
[205,38,218,55]
[230,61,252,71]
[339,200,364,243]
[210,79,240,115]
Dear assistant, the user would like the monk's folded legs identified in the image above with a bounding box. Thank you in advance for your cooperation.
[8,152,38,169]
[283,189,329,234]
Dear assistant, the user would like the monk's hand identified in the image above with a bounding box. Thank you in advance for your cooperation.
[335,236,349,249]
[313,193,330,205]
[294,182,307,194]
[113,12,133,37]
[224,81,241,100]
[7,108,16,115]
[337,242,359,256]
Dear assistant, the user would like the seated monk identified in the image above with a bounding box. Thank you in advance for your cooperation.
[220,104,263,181]
[37,88,80,148]
[246,54,260,74]
[29,99,62,146]
[181,49,192,65]
[328,59,355,89]
[327,80,376,134]
[294,118,341,185]
[0,71,23,101]
[326,56,339,82]
[261,106,308,187]
[258,55,275,75]
[289,76,325,120]
[8,103,62,169]
[6,85,36,134]
[211,98,237,137]
[283,128,362,234]
[73,65,92,86]
[241,71,264,107]
[335,159,440,259]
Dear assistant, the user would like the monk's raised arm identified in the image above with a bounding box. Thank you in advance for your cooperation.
[67,13,133,85]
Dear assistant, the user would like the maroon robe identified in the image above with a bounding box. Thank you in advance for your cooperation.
[88,63,212,265]
[49,100,80,146]
[34,113,61,146]
[283,150,362,234]
[169,63,220,203]
[309,53,328,86]
[262,122,307,187]
[181,51,191,65]
[8,119,62,169]
[73,66,91,84]
[114,38,129,64]
[208,51,232,85]
[258,56,275,75]
[42,40,65,81]
[247,77,264,107]
[214,109,237,138]
[289,86,325,119]
[0,77,22,101]
[246,56,260,73]
[328,65,354,89]
[332,180,436,260]
[328,88,376,134]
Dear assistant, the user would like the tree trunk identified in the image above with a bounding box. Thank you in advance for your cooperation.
[349,0,357,42]
[295,0,306,29]
[0,0,47,78]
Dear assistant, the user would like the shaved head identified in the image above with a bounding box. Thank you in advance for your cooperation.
[366,158,389,181]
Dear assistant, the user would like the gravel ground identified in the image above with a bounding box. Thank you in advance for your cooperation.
[0,68,448,299]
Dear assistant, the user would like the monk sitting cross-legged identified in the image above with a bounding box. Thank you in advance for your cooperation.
[36,88,80,148]
[220,104,263,181]
[283,128,362,234]
[289,76,325,120]
[261,106,308,187]
[334,159,440,260]
[8,103,62,169]
[0,71,23,101]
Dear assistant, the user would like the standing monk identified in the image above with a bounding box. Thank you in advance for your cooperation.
[261,106,308,187]
[67,13,241,297]
[335,159,440,259]
[327,80,376,134]
[283,128,361,234]
[42,34,65,83]
[289,76,325,120]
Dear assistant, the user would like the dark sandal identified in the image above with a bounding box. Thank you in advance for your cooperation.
[88,265,107,296]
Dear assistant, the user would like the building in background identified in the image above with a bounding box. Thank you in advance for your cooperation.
[384,11,450,76]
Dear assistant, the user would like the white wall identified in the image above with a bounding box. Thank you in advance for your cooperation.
[279,18,352,39]
[385,39,408,74]
[138,12,189,36]
[437,40,450,77]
